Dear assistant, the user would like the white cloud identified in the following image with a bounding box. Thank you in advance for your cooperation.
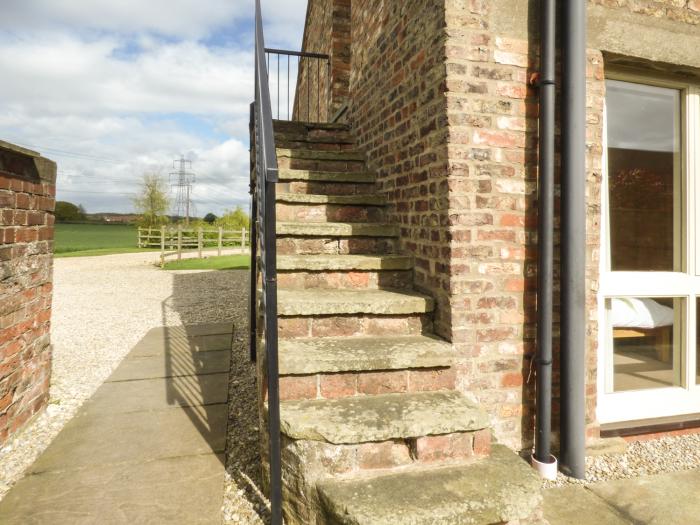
[0,0,307,43]
[0,0,307,215]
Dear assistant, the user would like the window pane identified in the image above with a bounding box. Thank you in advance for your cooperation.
[606,80,681,271]
[608,297,682,392]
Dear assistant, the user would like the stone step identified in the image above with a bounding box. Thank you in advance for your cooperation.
[276,193,385,206]
[278,335,453,375]
[278,169,375,183]
[280,390,488,444]
[273,120,351,134]
[276,148,365,162]
[277,254,413,271]
[277,222,398,238]
[317,445,542,525]
[277,288,434,316]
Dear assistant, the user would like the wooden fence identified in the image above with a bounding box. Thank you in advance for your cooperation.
[137,226,248,267]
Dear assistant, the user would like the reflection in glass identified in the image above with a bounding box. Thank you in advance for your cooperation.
[606,80,681,271]
[609,297,680,392]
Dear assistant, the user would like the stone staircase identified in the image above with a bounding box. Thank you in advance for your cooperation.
[269,120,543,525]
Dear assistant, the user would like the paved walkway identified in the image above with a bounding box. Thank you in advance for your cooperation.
[0,323,232,524]
[545,467,700,524]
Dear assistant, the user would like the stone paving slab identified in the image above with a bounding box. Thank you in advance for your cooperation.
[108,349,230,381]
[0,453,224,525]
[589,468,700,525]
[0,323,232,524]
[130,333,233,357]
[144,322,234,338]
[544,486,630,525]
[80,373,229,415]
[28,404,227,474]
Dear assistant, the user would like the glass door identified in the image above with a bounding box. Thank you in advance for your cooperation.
[598,75,700,424]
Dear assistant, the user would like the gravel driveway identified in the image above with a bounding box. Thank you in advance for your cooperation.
[0,251,266,523]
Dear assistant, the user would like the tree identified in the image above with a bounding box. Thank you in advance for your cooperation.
[215,206,250,230]
[55,201,86,222]
[133,172,170,228]
[203,212,217,224]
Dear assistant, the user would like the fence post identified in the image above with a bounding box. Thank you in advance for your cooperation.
[137,227,141,248]
[160,226,165,267]
[218,227,223,257]
[241,227,245,252]
[177,225,182,260]
[198,228,203,259]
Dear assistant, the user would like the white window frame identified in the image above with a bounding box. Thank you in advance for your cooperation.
[597,71,700,424]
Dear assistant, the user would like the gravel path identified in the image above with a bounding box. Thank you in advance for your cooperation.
[0,251,268,524]
[545,433,700,488]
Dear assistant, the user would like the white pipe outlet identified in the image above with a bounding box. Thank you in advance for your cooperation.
[531,454,558,481]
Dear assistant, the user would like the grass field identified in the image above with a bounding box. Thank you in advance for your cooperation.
[54,223,153,257]
[162,255,250,271]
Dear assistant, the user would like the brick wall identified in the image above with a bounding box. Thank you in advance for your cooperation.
[348,0,454,339]
[0,141,56,444]
[294,0,350,122]
[296,0,700,450]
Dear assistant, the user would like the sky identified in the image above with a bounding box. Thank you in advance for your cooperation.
[0,0,308,216]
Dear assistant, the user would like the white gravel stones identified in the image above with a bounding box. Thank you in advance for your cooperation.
[0,251,269,524]
[545,433,700,488]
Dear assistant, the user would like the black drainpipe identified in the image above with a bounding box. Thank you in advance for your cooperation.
[560,0,587,479]
[534,0,555,468]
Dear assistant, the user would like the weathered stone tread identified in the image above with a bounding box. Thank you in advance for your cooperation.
[277,254,413,271]
[317,445,542,525]
[277,193,385,205]
[277,288,434,316]
[278,335,453,374]
[277,169,375,183]
[273,120,351,132]
[277,221,398,238]
[279,391,488,444]
[276,148,365,161]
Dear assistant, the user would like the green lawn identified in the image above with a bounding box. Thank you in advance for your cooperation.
[162,255,250,271]
[54,223,153,257]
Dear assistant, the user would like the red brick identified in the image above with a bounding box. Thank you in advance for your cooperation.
[357,371,407,395]
[415,432,473,463]
[473,429,492,456]
[279,375,317,401]
[357,440,411,469]
[319,373,357,398]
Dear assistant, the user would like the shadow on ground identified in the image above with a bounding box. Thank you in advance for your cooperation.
[164,269,268,523]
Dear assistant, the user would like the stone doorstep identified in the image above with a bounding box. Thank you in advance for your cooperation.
[277,221,399,238]
[279,390,489,444]
[277,169,375,183]
[276,192,386,206]
[316,445,542,525]
[278,335,452,375]
[277,254,413,271]
[277,288,434,316]
[276,148,366,162]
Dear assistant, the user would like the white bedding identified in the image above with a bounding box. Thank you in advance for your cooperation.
[610,297,674,329]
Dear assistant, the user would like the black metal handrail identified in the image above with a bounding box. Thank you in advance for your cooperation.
[265,47,330,122]
[249,1,282,523]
